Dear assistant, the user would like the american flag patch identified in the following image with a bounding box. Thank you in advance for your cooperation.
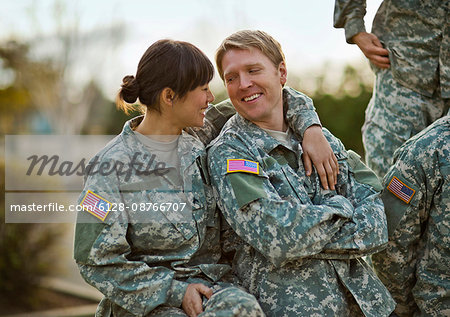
[227,159,259,174]
[80,190,112,221]
[387,176,415,204]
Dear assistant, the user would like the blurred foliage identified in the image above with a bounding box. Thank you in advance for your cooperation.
[0,160,64,309]
[0,85,33,134]
[313,90,370,157]
[0,0,124,134]
[85,100,143,136]
[288,64,373,157]
[309,65,373,157]
[0,40,114,135]
[103,107,143,135]
[0,40,107,134]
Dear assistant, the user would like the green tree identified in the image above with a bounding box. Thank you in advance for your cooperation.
[0,159,64,310]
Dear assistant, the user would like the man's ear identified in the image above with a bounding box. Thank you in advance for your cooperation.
[160,87,175,107]
[278,61,287,85]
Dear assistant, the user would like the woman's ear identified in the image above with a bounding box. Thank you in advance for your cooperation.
[160,87,175,107]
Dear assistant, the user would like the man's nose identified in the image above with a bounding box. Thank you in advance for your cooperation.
[239,73,253,89]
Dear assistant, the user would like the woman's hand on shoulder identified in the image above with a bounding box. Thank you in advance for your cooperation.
[302,125,339,190]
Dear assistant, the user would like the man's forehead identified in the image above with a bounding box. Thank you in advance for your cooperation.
[222,49,267,72]
[223,47,262,59]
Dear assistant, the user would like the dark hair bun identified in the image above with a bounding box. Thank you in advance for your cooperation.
[120,75,139,103]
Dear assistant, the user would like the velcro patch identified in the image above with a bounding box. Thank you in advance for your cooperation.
[387,176,415,204]
[80,190,112,221]
[227,159,259,174]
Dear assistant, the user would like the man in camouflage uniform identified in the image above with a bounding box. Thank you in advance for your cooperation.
[334,0,450,177]
[372,114,450,316]
[208,30,395,316]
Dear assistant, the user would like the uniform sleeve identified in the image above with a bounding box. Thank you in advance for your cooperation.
[346,150,382,191]
[372,142,450,316]
[284,87,322,137]
[316,136,388,258]
[207,141,356,268]
[333,0,367,43]
[74,159,188,315]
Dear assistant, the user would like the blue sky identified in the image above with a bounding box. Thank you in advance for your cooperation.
[0,0,382,96]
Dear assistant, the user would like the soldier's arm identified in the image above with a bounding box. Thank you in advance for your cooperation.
[313,131,388,258]
[352,32,390,68]
[207,140,355,268]
[371,162,423,315]
[346,150,382,191]
[333,0,367,44]
[74,161,188,315]
[333,0,389,67]
[284,87,339,190]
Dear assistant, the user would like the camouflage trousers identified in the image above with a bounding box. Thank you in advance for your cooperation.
[362,68,449,178]
[96,281,265,317]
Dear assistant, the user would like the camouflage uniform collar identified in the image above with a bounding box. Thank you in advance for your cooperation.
[231,113,296,155]
[179,130,205,174]
[221,87,302,154]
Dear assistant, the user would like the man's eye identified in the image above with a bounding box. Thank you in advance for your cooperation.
[249,69,260,73]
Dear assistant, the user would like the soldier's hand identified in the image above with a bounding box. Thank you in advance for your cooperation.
[352,32,390,69]
[302,125,338,190]
[182,283,213,317]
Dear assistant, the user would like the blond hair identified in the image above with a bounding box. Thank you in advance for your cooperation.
[215,30,286,80]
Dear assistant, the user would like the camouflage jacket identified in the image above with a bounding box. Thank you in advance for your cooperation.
[372,115,450,316]
[207,93,395,316]
[334,0,450,98]
[74,116,230,315]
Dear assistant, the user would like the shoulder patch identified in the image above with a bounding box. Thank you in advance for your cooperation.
[387,176,415,204]
[80,190,112,221]
[227,159,259,174]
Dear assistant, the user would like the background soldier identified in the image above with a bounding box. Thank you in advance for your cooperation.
[372,114,450,316]
[334,0,450,177]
